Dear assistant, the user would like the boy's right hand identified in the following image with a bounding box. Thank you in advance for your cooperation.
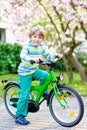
[35,58,42,64]
[30,58,42,64]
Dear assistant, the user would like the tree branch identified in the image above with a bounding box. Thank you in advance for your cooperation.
[53,6,65,32]
[37,0,61,42]
[80,22,87,39]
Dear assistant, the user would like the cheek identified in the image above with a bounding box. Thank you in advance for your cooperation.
[39,39,43,42]
[31,38,35,41]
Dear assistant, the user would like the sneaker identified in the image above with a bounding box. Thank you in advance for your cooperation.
[15,115,30,125]
[42,93,49,100]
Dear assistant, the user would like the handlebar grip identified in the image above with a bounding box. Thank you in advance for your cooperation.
[30,59,43,64]
[38,59,43,63]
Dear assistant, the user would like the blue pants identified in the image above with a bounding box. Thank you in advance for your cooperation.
[16,69,49,117]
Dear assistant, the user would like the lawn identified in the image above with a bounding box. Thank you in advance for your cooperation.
[0,74,18,98]
[59,72,87,96]
[0,72,87,98]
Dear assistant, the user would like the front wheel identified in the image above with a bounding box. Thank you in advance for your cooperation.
[49,85,84,127]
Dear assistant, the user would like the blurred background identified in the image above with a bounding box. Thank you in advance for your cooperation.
[0,0,87,97]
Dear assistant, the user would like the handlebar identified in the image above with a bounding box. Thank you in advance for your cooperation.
[30,58,58,66]
[30,58,63,71]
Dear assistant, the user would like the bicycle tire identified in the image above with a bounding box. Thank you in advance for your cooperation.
[49,85,84,127]
[4,83,20,118]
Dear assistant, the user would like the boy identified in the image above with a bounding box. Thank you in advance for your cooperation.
[15,25,62,125]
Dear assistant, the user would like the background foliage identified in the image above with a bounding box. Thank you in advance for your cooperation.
[0,43,22,74]
[0,42,87,75]
[76,53,87,68]
[0,0,87,82]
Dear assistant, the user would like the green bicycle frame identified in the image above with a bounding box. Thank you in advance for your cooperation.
[30,69,68,109]
[31,70,57,102]
[8,69,67,108]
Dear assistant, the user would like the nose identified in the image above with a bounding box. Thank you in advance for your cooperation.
[36,37,38,40]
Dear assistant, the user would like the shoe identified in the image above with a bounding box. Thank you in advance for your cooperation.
[42,93,49,100]
[15,115,30,125]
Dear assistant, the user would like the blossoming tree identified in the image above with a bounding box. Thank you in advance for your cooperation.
[0,0,87,82]
[37,0,87,82]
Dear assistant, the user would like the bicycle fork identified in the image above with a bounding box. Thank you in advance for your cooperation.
[53,83,68,109]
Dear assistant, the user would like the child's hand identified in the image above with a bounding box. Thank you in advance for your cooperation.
[35,58,40,63]
[57,54,63,60]
[35,58,42,63]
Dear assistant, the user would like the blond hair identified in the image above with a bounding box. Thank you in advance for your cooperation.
[29,25,45,39]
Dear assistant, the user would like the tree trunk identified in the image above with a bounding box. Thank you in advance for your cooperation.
[69,53,87,82]
[63,55,73,81]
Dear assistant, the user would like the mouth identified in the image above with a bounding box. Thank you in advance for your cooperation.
[33,42,39,46]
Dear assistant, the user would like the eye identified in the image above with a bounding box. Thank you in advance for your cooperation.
[33,35,37,38]
[39,36,42,39]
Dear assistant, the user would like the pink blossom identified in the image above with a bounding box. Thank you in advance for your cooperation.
[0,0,87,44]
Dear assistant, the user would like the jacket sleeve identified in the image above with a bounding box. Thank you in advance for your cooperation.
[41,45,56,61]
[20,44,34,63]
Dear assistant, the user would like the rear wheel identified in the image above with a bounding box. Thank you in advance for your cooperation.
[4,83,20,118]
[49,85,84,127]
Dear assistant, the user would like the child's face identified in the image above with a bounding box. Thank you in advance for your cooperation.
[30,32,43,46]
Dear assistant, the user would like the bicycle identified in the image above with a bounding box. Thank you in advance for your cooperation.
[2,59,84,127]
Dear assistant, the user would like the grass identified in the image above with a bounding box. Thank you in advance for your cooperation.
[0,74,18,98]
[0,72,87,98]
[57,71,87,96]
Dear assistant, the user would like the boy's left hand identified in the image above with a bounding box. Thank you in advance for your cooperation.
[57,54,63,60]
